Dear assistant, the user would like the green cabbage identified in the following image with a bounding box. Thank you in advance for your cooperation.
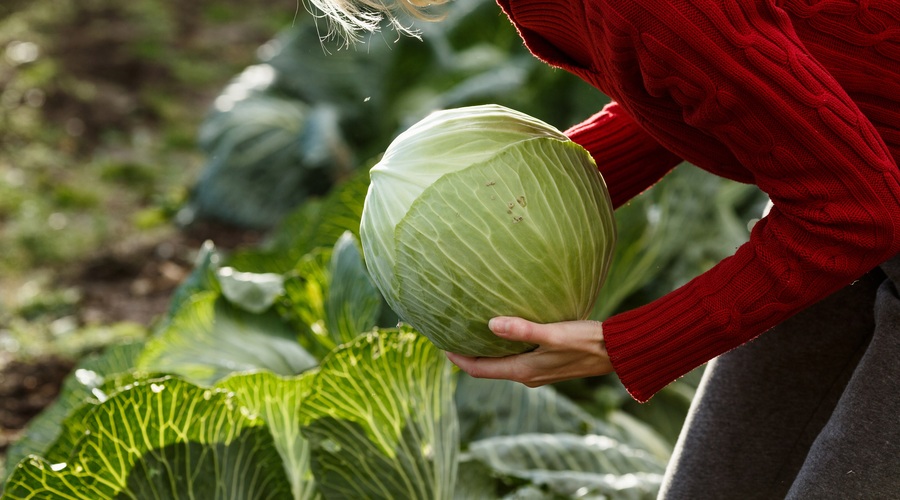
[360,105,616,356]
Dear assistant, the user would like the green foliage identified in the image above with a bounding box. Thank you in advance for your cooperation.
[216,372,318,500]
[226,167,371,274]
[591,164,765,320]
[3,377,294,499]
[1,169,724,496]
[454,374,675,469]
[186,0,606,230]
[464,433,664,499]
[137,292,318,386]
[299,328,458,500]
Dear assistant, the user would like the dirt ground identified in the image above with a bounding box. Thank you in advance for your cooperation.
[0,357,75,458]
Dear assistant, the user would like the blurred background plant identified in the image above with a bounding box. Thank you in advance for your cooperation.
[0,0,767,491]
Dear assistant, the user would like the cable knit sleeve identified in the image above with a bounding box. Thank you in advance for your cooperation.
[594,0,900,401]
[565,101,682,209]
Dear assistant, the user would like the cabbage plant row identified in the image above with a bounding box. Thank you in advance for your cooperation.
[1,163,764,498]
[1,170,684,499]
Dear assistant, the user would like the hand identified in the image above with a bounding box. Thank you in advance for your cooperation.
[445,316,613,387]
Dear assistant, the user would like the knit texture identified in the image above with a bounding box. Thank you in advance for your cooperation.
[497,0,900,401]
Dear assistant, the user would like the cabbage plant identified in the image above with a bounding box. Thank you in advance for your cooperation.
[2,173,686,500]
[360,105,616,356]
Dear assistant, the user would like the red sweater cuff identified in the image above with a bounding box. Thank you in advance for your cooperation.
[602,287,720,403]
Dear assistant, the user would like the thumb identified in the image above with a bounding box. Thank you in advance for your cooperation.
[488,316,550,344]
[490,316,604,347]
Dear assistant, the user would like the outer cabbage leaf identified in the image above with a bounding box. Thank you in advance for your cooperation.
[463,433,665,500]
[454,374,671,460]
[1,377,292,499]
[138,292,317,386]
[216,266,285,314]
[467,433,665,477]
[216,371,319,500]
[299,327,458,500]
[325,232,383,346]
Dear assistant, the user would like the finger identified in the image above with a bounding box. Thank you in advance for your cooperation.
[488,316,549,344]
[489,317,603,347]
[445,351,528,381]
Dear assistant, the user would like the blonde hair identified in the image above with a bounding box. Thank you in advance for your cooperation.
[306,0,450,44]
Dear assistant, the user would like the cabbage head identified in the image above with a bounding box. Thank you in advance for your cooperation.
[360,104,616,357]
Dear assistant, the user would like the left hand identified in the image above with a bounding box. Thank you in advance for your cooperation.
[445,316,614,387]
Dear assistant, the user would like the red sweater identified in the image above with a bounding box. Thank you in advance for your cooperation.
[497,0,900,401]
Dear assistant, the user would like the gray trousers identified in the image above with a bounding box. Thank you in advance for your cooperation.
[658,254,900,500]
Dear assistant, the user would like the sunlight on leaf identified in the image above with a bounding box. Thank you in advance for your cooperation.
[217,371,320,500]
[299,327,458,500]
[2,342,145,482]
[2,377,292,499]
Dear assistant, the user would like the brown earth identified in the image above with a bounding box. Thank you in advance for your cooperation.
[0,357,75,460]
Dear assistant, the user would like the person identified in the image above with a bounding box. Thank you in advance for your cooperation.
[313,0,900,497]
